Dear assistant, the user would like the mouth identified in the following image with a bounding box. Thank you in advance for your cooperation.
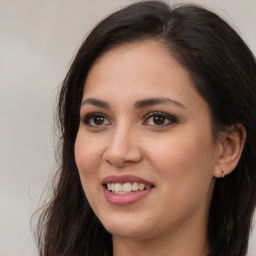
[102,174,154,193]
[105,182,153,194]
[102,175,154,205]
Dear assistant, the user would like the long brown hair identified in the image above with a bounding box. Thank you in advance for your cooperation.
[36,1,256,255]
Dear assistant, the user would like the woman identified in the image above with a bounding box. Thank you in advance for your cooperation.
[36,1,256,256]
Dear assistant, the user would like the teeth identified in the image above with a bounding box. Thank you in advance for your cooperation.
[115,183,122,193]
[132,182,139,191]
[138,184,145,190]
[106,182,152,194]
[123,182,132,192]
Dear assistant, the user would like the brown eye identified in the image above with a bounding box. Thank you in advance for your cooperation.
[143,112,177,126]
[82,113,111,127]
[152,116,166,125]
[93,116,105,125]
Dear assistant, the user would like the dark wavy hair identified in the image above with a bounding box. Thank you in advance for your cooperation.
[36,1,256,256]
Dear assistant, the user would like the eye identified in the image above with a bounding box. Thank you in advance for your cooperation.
[143,112,177,126]
[82,113,111,127]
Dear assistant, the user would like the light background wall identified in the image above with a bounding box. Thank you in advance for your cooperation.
[0,0,255,255]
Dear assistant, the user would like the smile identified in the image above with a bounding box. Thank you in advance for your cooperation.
[107,182,152,194]
[102,175,155,205]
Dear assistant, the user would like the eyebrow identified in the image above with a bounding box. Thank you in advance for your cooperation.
[81,97,186,109]
[134,97,187,109]
[81,98,110,108]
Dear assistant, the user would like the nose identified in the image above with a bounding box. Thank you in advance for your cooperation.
[103,125,143,168]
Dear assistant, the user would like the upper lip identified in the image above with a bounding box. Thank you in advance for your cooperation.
[102,175,154,186]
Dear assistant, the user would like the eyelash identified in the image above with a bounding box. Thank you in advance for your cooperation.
[82,112,111,127]
[143,112,177,127]
[81,112,177,128]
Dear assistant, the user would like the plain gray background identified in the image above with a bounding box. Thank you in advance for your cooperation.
[0,0,255,255]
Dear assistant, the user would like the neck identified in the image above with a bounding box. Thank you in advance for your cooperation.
[113,235,209,256]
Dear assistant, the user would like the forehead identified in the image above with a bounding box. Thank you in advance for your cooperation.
[82,40,207,112]
[84,41,190,91]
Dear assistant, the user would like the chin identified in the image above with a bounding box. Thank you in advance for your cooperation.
[107,225,150,240]
[100,215,153,239]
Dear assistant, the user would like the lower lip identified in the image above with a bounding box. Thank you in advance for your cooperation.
[103,186,153,206]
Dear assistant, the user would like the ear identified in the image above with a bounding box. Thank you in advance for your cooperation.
[213,123,246,178]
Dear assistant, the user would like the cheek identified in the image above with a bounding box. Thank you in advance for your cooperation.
[148,127,217,195]
[148,133,216,225]
[75,130,102,175]
[74,130,103,199]
[74,130,107,215]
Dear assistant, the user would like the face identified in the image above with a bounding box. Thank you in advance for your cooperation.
[75,40,220,242]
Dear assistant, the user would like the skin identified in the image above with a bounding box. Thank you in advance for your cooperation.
[74,40,245,256]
